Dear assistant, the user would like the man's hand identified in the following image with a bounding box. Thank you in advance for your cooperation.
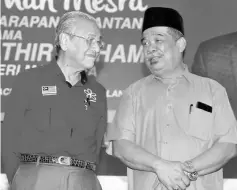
[181,161,196,173]
[154,160,190,190]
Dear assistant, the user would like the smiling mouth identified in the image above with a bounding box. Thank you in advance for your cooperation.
[87,54,95,57]
[150,55,163,64]
[86,53,97,58]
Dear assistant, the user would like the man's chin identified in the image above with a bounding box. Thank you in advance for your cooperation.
[84,60,95,70]
[149,61,165,70]
[149,65,165,76]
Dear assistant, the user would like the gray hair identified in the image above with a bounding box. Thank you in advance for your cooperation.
[167,27,184,41]
[55,11,98,58]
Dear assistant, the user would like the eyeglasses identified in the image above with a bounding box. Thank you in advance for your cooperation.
[64,32,105,49]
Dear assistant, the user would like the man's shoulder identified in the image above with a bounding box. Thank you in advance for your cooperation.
[199,32,237,52]
[125,75,152,94]
[189,72,226,93]
[88,75,106,93]
[15,65,42,82]
[14,63,54,86]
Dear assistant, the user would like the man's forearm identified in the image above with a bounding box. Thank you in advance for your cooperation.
[190,142,236,175]
[113,139,162,172]
[197,163,223,176]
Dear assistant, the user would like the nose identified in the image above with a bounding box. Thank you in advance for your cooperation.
[147,46,157,55]
[90,41,100,53]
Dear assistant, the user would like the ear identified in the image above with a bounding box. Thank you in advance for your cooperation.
[176,37,186,53]
[59,33,70,51]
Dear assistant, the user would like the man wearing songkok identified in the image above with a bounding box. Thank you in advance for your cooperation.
[105,7,237,190]
[2,11,107,190]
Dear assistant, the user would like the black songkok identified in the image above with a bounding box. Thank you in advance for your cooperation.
[142,7,184,35]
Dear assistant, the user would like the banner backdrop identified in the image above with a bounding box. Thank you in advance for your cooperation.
[1,0,237,178]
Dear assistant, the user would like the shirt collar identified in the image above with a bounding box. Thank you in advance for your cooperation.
[153,64,192,84]
[182,65,195,84]
[50,59,86,87]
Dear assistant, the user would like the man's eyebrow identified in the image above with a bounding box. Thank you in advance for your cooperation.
[87,33,102,40]
[141,33,165,42]
[151,33,165,37]
[87,33,96,37]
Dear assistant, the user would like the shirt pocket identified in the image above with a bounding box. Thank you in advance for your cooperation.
[188,107,214,141]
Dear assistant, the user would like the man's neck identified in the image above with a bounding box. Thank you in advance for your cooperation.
[154,63,187,83]
[57,56,83,86]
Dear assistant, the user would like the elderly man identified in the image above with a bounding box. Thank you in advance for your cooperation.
[2,11,107,190]
[105,7,237,190]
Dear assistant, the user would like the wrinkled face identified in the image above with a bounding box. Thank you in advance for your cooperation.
[62,18,103,71]
[142,26,185,77]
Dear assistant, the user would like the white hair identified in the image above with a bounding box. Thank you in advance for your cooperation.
[55,11,98,57]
